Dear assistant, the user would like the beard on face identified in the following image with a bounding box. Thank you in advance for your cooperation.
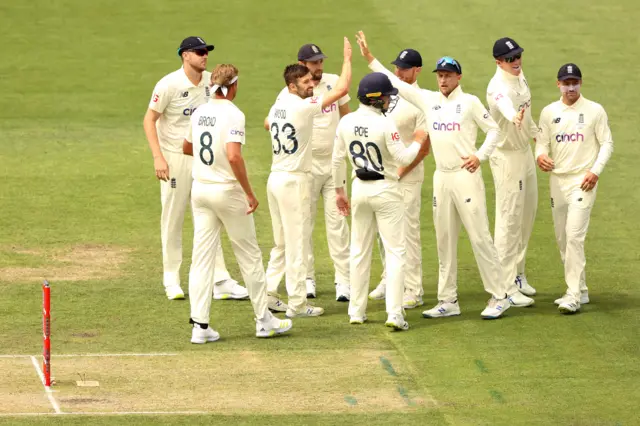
[296,84,314,99]
[311,69,323,81]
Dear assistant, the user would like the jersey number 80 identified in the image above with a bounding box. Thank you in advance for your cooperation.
[349,140,384,172]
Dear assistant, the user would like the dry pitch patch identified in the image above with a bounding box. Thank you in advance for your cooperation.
[0,349,434,416]
[0,244,131,283]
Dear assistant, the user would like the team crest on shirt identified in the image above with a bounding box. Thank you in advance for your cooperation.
[455,104,461,114]
[327,84,332,91]
[205,86,210,97]
[579,113,584,124]
[432,105,441,110]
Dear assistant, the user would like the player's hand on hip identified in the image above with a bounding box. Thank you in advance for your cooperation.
[536,154,555,172]
[154,156,170,181]
[461,155,480,173]
[336,193,350,216]
[246,193,259,214]
[580,172,598,192]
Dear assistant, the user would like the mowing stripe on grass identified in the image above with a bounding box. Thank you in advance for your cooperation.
[0,353,178,358]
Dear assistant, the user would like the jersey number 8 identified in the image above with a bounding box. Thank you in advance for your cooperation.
[199,131,214,165]
[270,122,298,155]
[349,140,384,171]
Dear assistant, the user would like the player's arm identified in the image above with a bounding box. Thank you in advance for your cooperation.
[182,115,195,156]
[590,107,614,176]
[386,122,429,167]
[332,125,350,216]
[488,87,525,127]
[226,113,259,214]
[263,116,269,131]
[144,83,171,181]
[355,31,429,112]
[399,113,429,179]
[321,38,352,109]
[463,97,500,172]
[535,108,555,172]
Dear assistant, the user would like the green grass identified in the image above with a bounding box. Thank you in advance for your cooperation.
[1,0,639,424]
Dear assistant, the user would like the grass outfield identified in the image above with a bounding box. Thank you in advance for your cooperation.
[1,0,638,424]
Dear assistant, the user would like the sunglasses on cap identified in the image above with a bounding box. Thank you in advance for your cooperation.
[437,56,461,73]
[187,49,209,57]
[504,54,521,63]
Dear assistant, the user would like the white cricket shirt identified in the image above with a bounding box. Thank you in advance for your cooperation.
[149,67,211,153]
[369,59,500,172]
[536,95,613,176]
[385,82,427,183]
[185,99,246,184]
[267,92,324,173]
[277,73,350,175]
[332,104,421,188]
[486,66,539,151]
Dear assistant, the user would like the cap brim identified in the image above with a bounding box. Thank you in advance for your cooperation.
[432,66,461,74]
[179,44,215,55]
[391,59,414,69]
[386,87,399,96]
[300,53,327,62]
[558,75,582,81]
[499,47,524,59]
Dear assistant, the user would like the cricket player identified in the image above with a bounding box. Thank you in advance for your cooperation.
[332,72,430,329]
[367,48,430,309]
[267,43,351,304]
[536,63,613,314]
[184,64,292,342]
[486,37,538,306]
[357,31,512,319]
[265,37,353,318]
[143,36,247,301]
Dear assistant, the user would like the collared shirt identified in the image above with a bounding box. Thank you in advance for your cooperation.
[385,81,427,183]
[486,66,539,151]
[332,104,421,188]
[536,95,613,176]
[267,92,324,173]
[148,67,211,153]
[369,59,500,172]
[185,99,245,184]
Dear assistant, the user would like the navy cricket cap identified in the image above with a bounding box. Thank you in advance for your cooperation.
[297,43,327,62]
[178,36,214,56]
[357,73,398,98]
[433,56,462,74]
[557,63,582,80]
[493,37,523,59]
[391,49,422,69]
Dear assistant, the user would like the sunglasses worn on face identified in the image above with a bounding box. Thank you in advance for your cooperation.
[189,49,209,57]
[504,54,521,63]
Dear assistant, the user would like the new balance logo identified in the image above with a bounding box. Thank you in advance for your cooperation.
[181,91,189,98]
[553,117,561,124]
[438,307,446,313]
[577,197,583,202]
[465,198,471,203]
[260,328,266,332]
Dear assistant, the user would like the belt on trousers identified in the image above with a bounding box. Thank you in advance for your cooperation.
[355,169,385,181]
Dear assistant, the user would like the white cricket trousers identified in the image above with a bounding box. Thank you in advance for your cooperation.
[377,180,423,296]
[188,181,269,325]
[160,150,231,289]
[349,179,405,318]
[549,173,596,300]
[489,146,538,292]
[306,169,351,284]
[265,172,311,312]
[432,169,509,302]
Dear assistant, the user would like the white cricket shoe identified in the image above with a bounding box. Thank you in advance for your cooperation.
[402,292,424,309]
[286,305,324,318]
[515,274,537,296]
[385,314,409,331]
[558,298,581,314]
[349,315,367,324]
[368,280,386,300]
[336,283,350,302]
[508,291,535,307]
[554,291,589,305]
[255,314,293,338]
[422,300,461,318]
[305,278,316,299]
[165,285,185,300]
[213,279,249,300]
[481,297,511,319]
[267,293,288,312]
[191,325,220,344]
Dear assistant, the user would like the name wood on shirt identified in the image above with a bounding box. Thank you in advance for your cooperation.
[274,109,287,119]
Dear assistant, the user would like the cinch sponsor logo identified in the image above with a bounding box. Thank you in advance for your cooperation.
[322,103,337,114]
[432,122,461,131]
[230,129,244,136]
[183,107,197,116]
[555,132,584,142]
